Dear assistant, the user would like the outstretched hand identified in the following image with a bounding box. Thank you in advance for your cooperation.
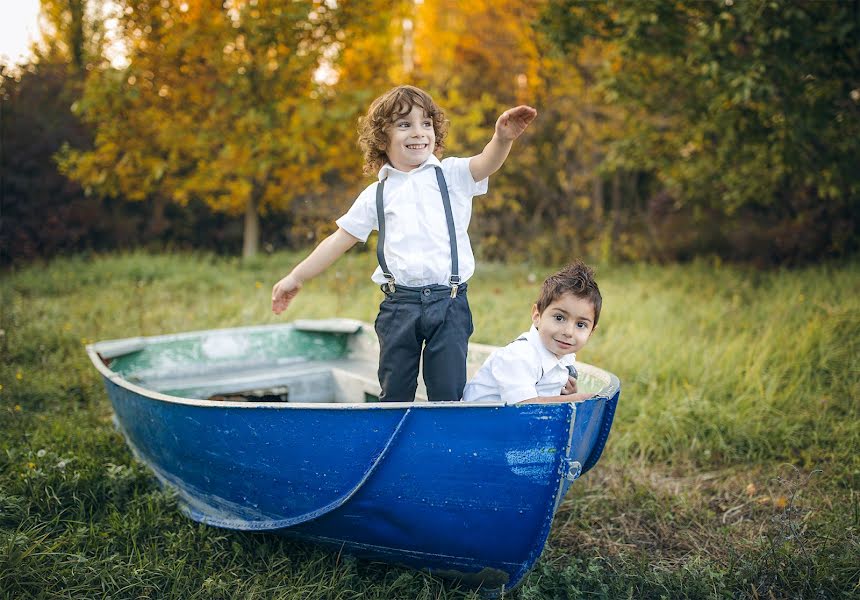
[495,105,537,142]
[271,274,302,315]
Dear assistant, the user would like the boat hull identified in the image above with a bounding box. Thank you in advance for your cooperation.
[89,323,619,592]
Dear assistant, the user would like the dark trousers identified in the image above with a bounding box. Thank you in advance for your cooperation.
[374,284,473,402]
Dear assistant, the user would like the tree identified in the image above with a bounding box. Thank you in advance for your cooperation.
[60,0,396,258]
[403,0,637,263]
[36,0,111,74]
[1,0,112,264]
[541,0,860,262]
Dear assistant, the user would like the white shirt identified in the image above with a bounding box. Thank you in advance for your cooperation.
[462,326,577,404]
[336,155,488,287]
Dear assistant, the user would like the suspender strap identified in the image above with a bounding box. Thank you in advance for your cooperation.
[375,179,395,292]
[433,166,460,296]
[375,166,461,297]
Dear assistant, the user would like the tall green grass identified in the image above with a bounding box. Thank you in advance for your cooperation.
[1,251,858,598]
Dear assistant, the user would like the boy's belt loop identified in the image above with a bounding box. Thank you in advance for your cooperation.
[375,167,460,297]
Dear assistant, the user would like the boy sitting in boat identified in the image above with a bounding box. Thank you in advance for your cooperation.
[271,85,536,402]
[463,260,601,404]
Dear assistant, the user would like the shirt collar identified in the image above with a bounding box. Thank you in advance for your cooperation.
[525,325,576,372]
[377,154,442,181]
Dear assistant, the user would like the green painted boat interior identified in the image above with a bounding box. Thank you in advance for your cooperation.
[97,323,611,404]
[104,326,382,403]
[109,328,350,375]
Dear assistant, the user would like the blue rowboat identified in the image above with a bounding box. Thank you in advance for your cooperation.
[86,320,619,594]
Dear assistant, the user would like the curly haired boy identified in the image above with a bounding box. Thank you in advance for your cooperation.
[272,85,536,402]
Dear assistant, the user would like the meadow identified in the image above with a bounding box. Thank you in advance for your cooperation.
[1,250,858,599]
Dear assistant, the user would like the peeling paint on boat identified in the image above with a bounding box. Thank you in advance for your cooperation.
[504,448,557,481]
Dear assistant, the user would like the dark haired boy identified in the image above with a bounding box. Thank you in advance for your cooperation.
[271,85,536,402]
[463,261,602,404]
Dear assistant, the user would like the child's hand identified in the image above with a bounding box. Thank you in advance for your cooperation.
[561,376,578,395]
[495,105,537,142]
[271,274,302,314]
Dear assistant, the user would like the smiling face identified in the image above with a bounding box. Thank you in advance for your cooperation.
[531,292,596,359]
[384,105,436,172]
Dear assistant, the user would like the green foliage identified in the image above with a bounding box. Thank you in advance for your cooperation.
[58,0,402,257]
[410,0,636,266]
[541,0,860,260]
[0,58,91,264]
[7,0,859,265]
[1,252,858,598]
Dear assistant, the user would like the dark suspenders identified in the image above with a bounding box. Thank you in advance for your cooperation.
[375,165,460,298]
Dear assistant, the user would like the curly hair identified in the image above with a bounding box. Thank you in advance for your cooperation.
[535,260,602,327]
[357,85,448,176]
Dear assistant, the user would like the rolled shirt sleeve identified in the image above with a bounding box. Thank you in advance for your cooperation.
[442,156,488,198]
[335,183,378,242]
[490,347,542,405]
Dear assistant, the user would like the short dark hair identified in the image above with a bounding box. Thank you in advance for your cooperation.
[357,85,448,176]
[535,260,602,327]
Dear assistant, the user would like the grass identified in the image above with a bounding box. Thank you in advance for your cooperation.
[1,249,858,599]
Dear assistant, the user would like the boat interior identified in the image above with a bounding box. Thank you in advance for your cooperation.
[93,320,611,405]
[158,358,395,403]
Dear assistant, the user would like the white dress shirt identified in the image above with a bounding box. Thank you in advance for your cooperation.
[462,326,577,404]
[336,155,488,287]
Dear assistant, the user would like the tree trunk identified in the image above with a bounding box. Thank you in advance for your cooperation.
[147,195,168,238]
[629,171,641,214]
[591,154,604,226]
[599,171,622,263]
[242,195,260,258]
[69,0,85,72]
[611,171,622,235]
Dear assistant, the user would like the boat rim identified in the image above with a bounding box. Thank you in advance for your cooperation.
[85,323,620,410]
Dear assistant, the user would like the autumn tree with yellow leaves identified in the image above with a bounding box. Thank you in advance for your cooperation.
[18,0,856,264]
[404,0,635,263]
[60,0,400,257]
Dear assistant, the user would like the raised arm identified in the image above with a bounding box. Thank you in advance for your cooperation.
[468,105,537,182]
[271,227,360,314]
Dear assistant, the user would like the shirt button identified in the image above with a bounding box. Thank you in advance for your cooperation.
[422,288,431,296]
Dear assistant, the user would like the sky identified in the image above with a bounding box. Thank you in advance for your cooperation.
[1,0,42,66]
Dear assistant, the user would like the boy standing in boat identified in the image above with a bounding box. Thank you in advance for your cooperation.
[271,85,536,402]
[463,260,601,404]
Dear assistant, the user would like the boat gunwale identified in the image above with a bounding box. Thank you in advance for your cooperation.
[85,323,620,410]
